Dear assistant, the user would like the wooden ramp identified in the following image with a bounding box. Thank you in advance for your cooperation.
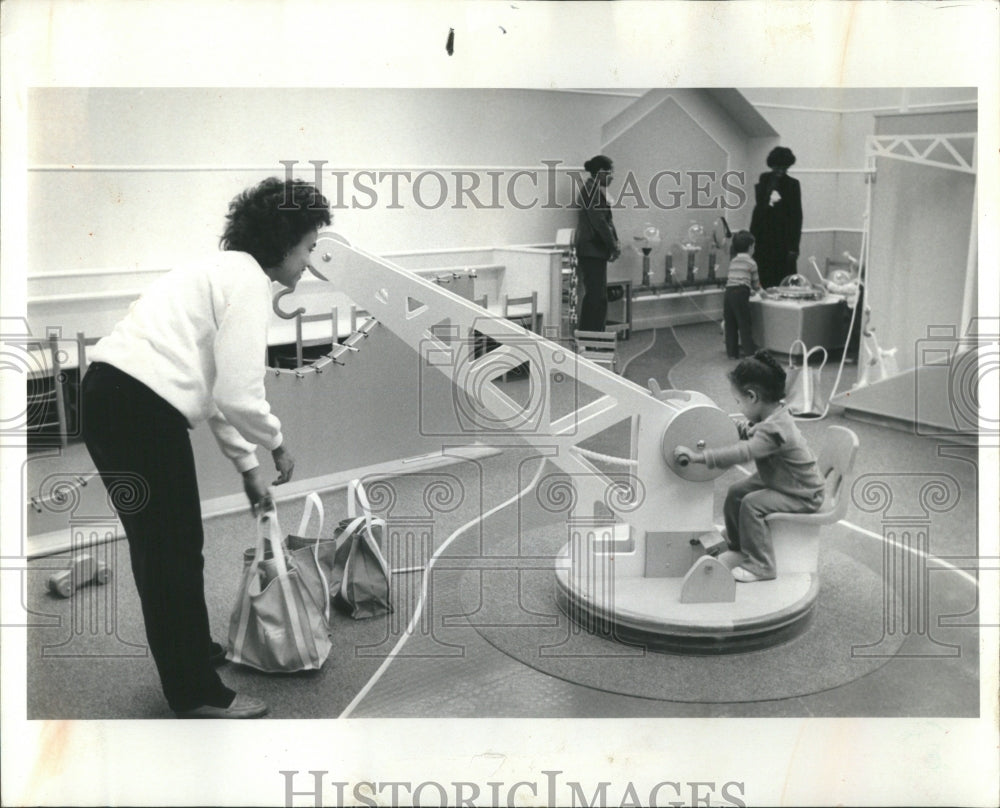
[830,360,980,439]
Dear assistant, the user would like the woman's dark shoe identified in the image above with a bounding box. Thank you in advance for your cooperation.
[175,693,268,719]
[209,641,227,666]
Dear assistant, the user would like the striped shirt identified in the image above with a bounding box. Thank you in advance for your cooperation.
[727,253,760,291]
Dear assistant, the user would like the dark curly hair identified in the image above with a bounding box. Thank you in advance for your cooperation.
[220,178,332,268]
[728,350,786,403]
[766,146,796,169]
[584,154,614,176]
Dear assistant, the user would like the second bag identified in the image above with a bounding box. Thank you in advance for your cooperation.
[332,479,392,620]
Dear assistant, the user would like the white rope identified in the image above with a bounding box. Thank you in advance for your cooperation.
[802,178,871,421]
[570,446,638,468]
[338,457,549,718]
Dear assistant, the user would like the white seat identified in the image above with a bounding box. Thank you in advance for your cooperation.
[766,425,860,574]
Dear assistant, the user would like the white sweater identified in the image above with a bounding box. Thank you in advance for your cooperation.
[89,251,283,472]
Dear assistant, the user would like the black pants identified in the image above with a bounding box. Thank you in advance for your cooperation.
[576,256,608,332]
[754,247,797,289]
[723,285,755,359]
[81,362,233,713]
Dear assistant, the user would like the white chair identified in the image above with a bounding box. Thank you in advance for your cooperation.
[766,425,860,574]
[573,329,619,374]
[501,292,538,334]
[498,293,539,380]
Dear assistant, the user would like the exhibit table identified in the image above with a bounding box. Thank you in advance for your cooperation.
[750,294,849,355]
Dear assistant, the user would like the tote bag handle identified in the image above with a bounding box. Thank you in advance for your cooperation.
[788,339,828,372]
[342,481,391,587]
[297,491,325,539]
[258,511,312,668]
[297,492,328,599]
[347,479,376,531]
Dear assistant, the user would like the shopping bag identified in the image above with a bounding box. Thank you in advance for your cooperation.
[786,340,828,419]
[227,510,332,673]
[333,479,392,619]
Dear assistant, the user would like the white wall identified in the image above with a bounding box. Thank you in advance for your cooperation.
[739,87,976,274]
[867,109,977,374]
[28,86,977,304]
[602,92,736,287]
[27,88,636,272]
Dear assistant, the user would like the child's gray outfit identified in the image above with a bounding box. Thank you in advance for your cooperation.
[703,406,825,579]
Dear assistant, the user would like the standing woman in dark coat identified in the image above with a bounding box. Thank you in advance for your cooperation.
[750,146,803,289]
[574,155,621,332]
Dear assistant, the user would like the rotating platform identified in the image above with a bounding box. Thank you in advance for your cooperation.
[554,543,819,655]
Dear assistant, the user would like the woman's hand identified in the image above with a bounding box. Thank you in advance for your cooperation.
[610,243,622,262]
[272,444,295,485]
[242,467,273,516]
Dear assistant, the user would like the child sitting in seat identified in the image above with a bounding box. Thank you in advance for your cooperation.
[674,351,825,582]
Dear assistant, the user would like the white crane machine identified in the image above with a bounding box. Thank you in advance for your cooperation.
[286,232,820,652]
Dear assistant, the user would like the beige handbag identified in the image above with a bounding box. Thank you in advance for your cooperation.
[227,511,332,673]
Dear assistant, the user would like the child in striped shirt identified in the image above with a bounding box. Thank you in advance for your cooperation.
[723,230,760,359]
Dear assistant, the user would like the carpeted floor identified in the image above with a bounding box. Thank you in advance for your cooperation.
[456,536,903,703]
[25,449,543,719]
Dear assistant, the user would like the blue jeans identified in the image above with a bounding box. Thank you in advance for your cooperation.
[723,285,754,358]
[723,474,823,579]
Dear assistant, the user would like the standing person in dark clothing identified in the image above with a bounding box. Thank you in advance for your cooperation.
[750,146,803,289]
[81,177,331,718]
[574,155,621,332]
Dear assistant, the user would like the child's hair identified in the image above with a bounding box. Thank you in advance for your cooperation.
[728,350,786,402]
[730,229,754,258]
